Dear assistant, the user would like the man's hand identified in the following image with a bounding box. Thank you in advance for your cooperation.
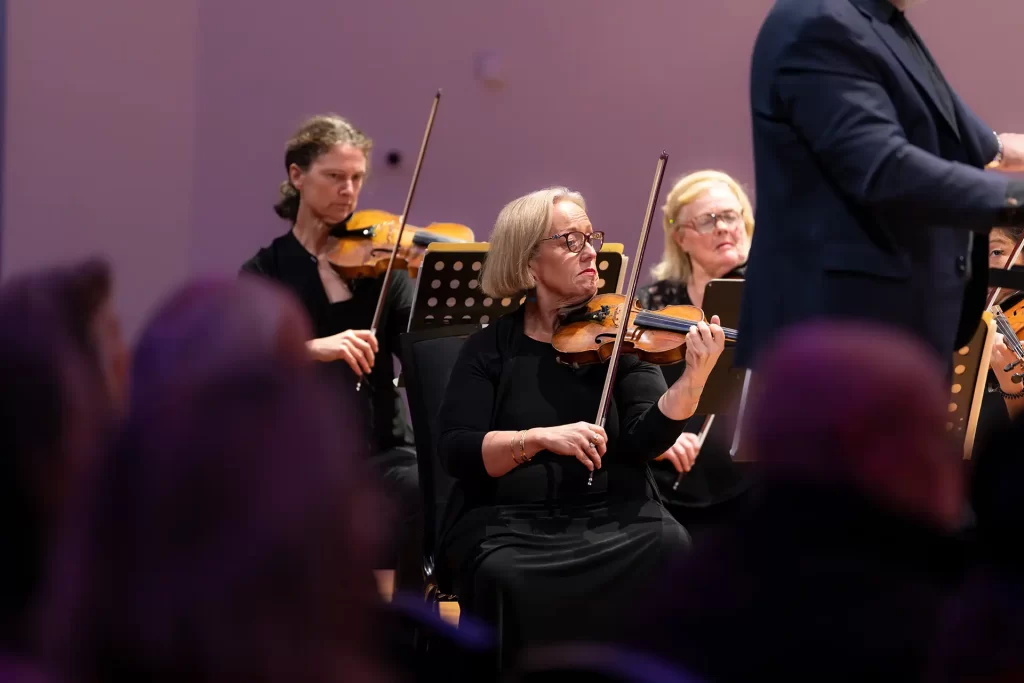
[994,133,1024,172]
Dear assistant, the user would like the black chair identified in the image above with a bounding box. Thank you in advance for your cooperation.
[398,324,479,610]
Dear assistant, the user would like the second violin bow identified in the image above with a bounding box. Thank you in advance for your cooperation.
[357,89,442,392]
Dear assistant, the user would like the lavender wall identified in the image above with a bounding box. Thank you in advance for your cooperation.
[3,0,198,335]
[4,0,1023,337]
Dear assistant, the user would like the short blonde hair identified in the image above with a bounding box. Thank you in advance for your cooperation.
[650,170,755,284]
[481,187,587,298]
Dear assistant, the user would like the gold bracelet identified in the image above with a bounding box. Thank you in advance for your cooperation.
[510,432,524,465]
[519,430,528,463]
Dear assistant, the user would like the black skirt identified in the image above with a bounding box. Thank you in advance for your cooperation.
[443,489,689,648]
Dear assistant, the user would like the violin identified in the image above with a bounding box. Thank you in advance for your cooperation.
[552,293,738,368]
[991,296,1024,383]
[327,209,474,279]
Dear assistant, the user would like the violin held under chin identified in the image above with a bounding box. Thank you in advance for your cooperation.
[551,293,737,369]
[326,209,474,280]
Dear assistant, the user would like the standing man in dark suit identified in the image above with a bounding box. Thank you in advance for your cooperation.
[736,0,1024,369]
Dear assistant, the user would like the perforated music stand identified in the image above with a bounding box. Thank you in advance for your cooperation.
[407,242,629,332]
[951,310,996,460]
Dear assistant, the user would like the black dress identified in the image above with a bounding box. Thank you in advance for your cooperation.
[436,307,690,650]
[240,225,423,590]
[636,270,750,534]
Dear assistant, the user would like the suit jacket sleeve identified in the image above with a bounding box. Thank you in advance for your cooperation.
[774,13,1015,228]
[954,96,1001,166]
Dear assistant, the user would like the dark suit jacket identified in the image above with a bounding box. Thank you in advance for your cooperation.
[736,0,1024,368]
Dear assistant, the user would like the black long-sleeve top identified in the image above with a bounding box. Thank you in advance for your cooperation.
[437,307,687,507]
[240,226,413,452]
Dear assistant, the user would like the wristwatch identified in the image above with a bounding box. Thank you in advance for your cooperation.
[987,131,1004,170]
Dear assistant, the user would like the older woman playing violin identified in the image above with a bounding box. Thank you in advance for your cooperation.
[637,170,754,538]
[436,186,725,654]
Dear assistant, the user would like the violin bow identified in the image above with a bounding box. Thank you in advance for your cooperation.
[356,89,442,393]
[588,152,669,486]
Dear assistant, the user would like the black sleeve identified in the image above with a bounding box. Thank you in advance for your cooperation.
[613,357,687,462]
[436,329,498,485]
[240,249,270,277]
[384,271,414,354]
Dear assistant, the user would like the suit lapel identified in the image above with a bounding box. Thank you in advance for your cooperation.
[867,18,961,140]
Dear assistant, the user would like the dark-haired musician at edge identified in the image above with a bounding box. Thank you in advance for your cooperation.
[975,226,1024,451]
[240,115,422,592]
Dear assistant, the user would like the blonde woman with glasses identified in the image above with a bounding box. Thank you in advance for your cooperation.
[639,170,754,541]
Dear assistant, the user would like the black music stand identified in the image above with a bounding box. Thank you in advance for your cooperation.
[653,278,750,457]
[696,279,748,419]
[407,242,629,332]
[988,266,1024,293]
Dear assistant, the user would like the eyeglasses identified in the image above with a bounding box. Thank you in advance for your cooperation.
[540,230,605,253]
[673,209,744,234]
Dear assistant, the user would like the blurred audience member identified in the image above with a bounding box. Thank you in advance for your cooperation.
[0,259,122,667]
[41,364,392,683]
[129,275,313,407]
[628,322,966,681]
[927,414,1024,682]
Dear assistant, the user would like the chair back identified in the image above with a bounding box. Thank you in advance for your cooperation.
[399,324,479,585]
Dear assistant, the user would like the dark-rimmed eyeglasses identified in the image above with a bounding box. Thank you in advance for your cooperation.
[540,231,605,253]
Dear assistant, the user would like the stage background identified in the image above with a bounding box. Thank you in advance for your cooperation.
[3,0,1021,337]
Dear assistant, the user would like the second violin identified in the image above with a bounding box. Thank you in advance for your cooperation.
[552,293,738,368]
[327,209,474,279]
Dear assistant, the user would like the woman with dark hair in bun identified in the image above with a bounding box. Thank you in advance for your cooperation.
[241,115,422,593]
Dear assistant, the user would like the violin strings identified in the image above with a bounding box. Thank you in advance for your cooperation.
[994,312,1024,357]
